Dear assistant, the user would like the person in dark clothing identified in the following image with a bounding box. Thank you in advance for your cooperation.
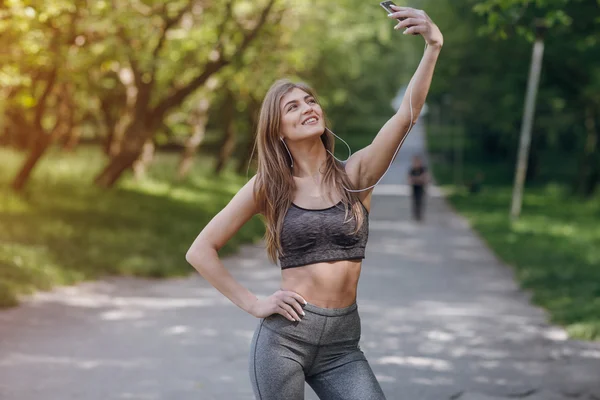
[408,155,429,221]
[468,172,484,194]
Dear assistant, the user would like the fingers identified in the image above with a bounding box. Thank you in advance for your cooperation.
[278,303,301,322]
[389,8,441,45]
[389,5,409,11]
[387,10,411,20]
[387,6,422,19]
[394,17,425,30]
[283,292,306,320]
[403,25,428,35]
[275,290,307,322]
[287,291,308,307]
[279,297,303,320]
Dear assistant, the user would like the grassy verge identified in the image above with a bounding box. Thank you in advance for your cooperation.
[0,146,265,308]
[427,125,600,341]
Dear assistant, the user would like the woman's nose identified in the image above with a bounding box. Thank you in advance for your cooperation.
[301,104,314,115]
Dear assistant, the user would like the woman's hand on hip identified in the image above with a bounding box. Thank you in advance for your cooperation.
[249,290,307,322]
[388,5,443,48]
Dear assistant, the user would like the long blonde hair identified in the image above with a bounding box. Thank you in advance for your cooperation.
[253,79,365,263]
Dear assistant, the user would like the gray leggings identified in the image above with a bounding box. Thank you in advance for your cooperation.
[249,302,386,400]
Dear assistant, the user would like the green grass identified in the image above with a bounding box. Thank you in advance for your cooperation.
[427,126,600,341]
[0,146,265,308]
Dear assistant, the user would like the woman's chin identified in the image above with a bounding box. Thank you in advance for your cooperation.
[292,127,325,141]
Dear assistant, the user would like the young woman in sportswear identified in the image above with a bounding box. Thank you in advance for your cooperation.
[186,6,443,399]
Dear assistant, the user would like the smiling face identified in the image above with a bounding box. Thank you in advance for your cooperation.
[279,87,325,141]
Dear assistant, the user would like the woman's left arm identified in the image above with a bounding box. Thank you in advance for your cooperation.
[346,6,443,188]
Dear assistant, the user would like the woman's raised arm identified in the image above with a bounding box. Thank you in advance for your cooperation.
[345,6,443,190]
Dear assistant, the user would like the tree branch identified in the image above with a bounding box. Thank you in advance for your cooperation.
[116,26,144,91]
[34,67,58,130]
[161,0,234,91]
[151,0,276,124]
[151,58,229,125]
[6,107,34,133]
[111,0,144,90]
[152,1,194,62]
[236,0,276,55]
[215,0,235,52]
[34,21,61,131]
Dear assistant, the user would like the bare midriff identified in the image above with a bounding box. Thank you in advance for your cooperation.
[281,259,362,309]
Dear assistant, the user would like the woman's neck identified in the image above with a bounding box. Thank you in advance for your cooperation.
[289,138,328,179]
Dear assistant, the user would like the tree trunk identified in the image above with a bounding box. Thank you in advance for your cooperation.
[215,124,236,174]
[108,107,133,157]
[11,133,52,192]
[101,101,119,155]
[215,91,236,175]
[236,98,260,175]
[132,138,155,181]
[5,110,37,151]
[57,82,78,151]
[577,105,599,197]
[104,126,116,155]
[236,134,257,175]
[177,98,210,179]
[94,122,152,188]
[107,66,138,157]
[10,75,63,192]
[61,105,79,151]
[62,127,81,151]
[94,149,141,188]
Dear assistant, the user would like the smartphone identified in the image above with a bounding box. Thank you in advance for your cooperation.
[379,1,406,20]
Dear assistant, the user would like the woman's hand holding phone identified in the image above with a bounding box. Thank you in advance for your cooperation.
[384,4,443,48]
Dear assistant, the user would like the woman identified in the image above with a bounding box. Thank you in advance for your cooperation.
[186,5,443,399]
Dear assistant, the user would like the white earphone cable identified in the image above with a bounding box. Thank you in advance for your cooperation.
[333,42,427,193]
[340,76,414,193]
[325,127,352,163]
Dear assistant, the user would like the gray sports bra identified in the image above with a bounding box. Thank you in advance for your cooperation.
[279,200,369,269]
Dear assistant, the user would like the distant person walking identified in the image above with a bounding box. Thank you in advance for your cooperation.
[408,155,429,222]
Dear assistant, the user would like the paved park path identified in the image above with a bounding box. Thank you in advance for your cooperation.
[1,123,599,400]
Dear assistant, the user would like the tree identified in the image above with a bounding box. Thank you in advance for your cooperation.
[474,0,600,195]
[93,0,278,188]
[1,1,91,191]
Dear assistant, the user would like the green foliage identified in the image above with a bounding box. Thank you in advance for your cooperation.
[0,146,265,307]
[428,128,600,341]
[473,0,573,39]
[424,0,600,195]
[2,0,598,186]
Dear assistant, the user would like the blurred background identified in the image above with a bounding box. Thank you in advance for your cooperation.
[0,0,598,340]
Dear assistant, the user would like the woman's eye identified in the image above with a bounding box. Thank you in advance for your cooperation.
[288,105,296,111]
[308,99,316,104]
